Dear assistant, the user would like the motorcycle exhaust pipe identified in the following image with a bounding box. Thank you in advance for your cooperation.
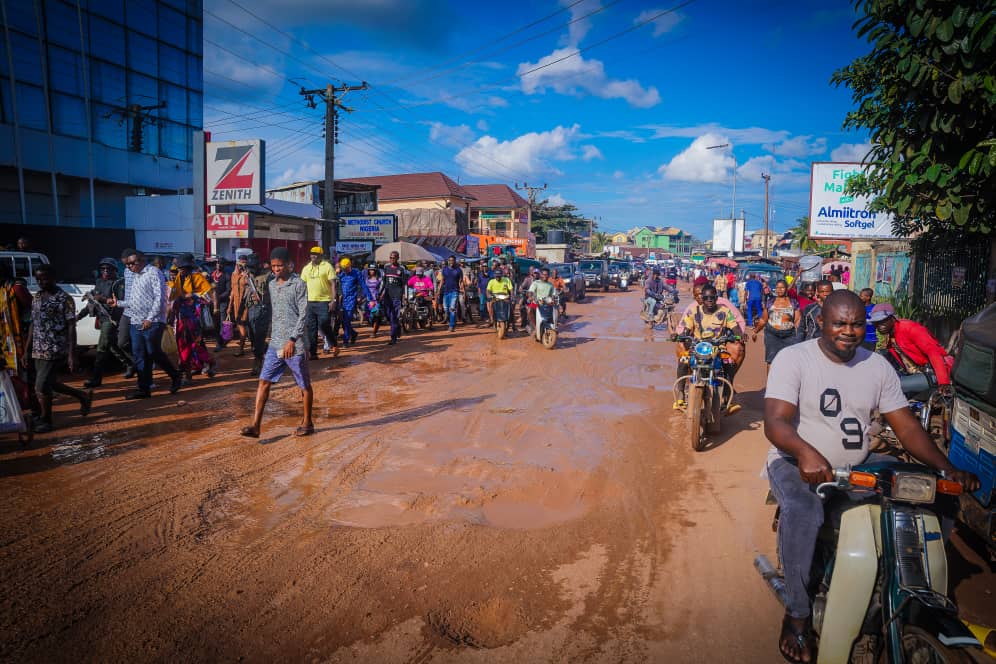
[754,555,789,607]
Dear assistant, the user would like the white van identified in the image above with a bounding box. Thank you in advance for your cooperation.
[0,251,100,348]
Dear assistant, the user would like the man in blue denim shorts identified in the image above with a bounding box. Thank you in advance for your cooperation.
[240,247,314,438]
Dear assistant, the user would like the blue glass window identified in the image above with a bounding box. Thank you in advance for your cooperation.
[160,120,187,160]
[127,32,157,76]
[88,16,124,64]
[127,71,157,104]
[6,0,39,35]
[158,5,185,49]
[159,82,186,124]
[0,77,13,124]
[187,53,202,91]
[186,16,201,56]
[10,32,43,86]
[92,103,127,148]
[188,90,202,128]
[135,116,157,154]
[51,92,87,137]
[47,45,84,96]
[15,83,47,130]
[90,60,125,104]
[89,0,124,23]
[125,0,157,38]
[158,43,185,85]
[159,0,185,12]
[43,0,85,51]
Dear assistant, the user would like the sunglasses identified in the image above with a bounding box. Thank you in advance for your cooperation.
[701,295,718,301]
[123,260,137,266]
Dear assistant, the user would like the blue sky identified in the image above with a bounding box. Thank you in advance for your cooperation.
[203,0,873,240]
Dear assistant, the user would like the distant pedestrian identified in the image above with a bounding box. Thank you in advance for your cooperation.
[117,249,182,400]
[240,247,313,439]
[168,256,217,381]
[476,263,492,323]
[859,288,877,351]
[380,251,406,345]
[227,254,253,356]
[752,279,801,371]
[246,255,271,376]
[799,280,834,341]
[364,265,382,336]
[116,248,137,379]
[80,258,134,388]
[335,258,372,346]
[744,274,764,326]
[300,247,338,358]
[211,258,232,349]
[28,264,92,432]
[438,256,464,332]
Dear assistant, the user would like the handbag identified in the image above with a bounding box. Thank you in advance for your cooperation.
[221,319,234,342]
[199,305,215,332]
[0,369,26,433]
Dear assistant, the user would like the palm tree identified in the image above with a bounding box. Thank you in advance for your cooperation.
[590,231,612,253]
[791,217,822,252]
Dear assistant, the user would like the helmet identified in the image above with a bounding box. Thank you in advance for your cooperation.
[339,257,351,269]
[98,257,117,268]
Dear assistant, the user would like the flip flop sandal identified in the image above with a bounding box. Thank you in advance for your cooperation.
[294,426,315,437]
[779,616,813,664]
[240,426,260,438]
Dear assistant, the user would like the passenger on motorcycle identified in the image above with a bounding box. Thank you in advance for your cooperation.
[763,290,978,664]
[665,265,678,288]
[526,268,555,332]
[643,268,677,318]
[673,284,744,412]
[485,267,514,323]
[550,269,567,315]
[407,265,434,300]
[870,302,954,396]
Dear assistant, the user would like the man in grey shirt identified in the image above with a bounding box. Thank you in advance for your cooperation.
[763,290,978,663]
[240,247,313,438]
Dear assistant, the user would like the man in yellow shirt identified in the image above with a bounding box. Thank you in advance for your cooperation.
[485,267,514,324]
[299,247,338,358]
[674,284,744,413]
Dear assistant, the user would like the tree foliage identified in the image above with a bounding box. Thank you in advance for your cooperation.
[531,199,595,251]
[790,217,839,253]
[831,0,996,240]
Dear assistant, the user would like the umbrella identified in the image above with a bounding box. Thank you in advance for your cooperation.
[374,241,437,263]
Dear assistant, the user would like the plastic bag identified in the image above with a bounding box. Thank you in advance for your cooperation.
[0,369,26,433]
[161,325,180,368]
[221,320,234,342]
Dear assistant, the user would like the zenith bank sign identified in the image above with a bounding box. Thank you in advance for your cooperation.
[206,139,265,205]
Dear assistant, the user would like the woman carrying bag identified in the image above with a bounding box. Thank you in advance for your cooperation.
[752,279,801,374]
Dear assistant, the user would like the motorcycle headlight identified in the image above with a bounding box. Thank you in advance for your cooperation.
[693,341,715,359]
[563,278,571,283]
[892,472,936,504]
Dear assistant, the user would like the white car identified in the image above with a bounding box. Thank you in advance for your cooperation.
[0,251,100,348]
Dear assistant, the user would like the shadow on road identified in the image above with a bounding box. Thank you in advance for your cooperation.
[333,394,495,430]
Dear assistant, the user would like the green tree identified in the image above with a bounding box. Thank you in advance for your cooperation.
[531,198,595,252]
[790,217,838,253]
[590,231,611,253]
[831,0,996,240]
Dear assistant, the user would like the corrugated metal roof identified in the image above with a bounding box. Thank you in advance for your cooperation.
[235,197,324,219]
[343,172,476,202]
[463,184,528,209]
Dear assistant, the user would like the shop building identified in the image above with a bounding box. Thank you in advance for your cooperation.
[464,184,530,240]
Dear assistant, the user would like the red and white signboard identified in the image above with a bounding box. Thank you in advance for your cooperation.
[207,139,265,205]
[207,212,249,238]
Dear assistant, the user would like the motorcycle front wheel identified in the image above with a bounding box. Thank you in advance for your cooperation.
[707,384,723,434]
[687,385,705,451]
[542,328,557,349]
[901,626,979,663]
[496,321,507,340]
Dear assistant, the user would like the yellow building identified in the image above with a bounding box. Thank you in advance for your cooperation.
[611,232,629,245]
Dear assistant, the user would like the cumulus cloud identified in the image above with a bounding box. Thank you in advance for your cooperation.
[644,124,788,145]
[635,8,684,36]
[830,142,872,162]
[428,122,475,148]
[562,0,602,47]
[518,48,660,108]
[456,125,580,178]
[581,145,603,161]
[658,133,734,183]
[737,155,811,186]
[546,193,568,206]
[273,161,325,188]
[763,135,827,158]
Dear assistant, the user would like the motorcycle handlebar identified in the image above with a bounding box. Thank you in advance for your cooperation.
[669,334,742,344]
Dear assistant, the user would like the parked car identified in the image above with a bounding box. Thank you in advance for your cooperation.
[578,259,610,291]
[550,263,585,302]
[0,251,99,348]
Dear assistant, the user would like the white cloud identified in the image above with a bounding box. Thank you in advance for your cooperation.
[562,0,602,47]
[644,124,788,145]
[476,119,489,132]
[428,122,474,148]
[613,170,625,179]
[659,133,734,183]
[635,8,684,36]
[830,142,872,162]
[581,145,603,161]
[737,155,811,187]
[455,125,580,178]
[763,135,827,158]
[518,48,660,108]
[547,193,567,206]
[273,161,324,188]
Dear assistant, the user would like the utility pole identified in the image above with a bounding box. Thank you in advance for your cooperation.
[300,81,368,253]
[514,182,547,240]
[761,173,771,258]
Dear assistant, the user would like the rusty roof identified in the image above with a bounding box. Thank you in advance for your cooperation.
[342,172,475,202]
[463,184,529,209]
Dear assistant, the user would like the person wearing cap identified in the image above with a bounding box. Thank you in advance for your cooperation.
[168,255,217,381]
[80,257,134,388]
[870,302,954,394]
[334,257,373,347]
[300,247,338,358]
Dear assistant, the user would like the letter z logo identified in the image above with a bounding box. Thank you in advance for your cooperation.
[213,145,254,190]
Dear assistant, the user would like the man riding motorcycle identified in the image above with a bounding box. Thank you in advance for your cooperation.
[870,302,955,396]
[673,284,744,413]
[526,267,556,332]
[643,268,678,320]
[763,290,979,663]
[485,267,515,324]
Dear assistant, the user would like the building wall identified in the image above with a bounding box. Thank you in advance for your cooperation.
[0,0,203,228]
[379,197,471,214]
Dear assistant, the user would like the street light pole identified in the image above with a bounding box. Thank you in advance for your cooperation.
[706,143,736,253]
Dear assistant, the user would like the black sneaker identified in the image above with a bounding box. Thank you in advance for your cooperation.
[34,421,53,433]
[125,391,151,400]
[169,375,183,394]
[83,378,102,388]
[123,367,136,379]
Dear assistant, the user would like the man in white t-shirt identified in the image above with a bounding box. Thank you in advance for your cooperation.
[763,290,978,664]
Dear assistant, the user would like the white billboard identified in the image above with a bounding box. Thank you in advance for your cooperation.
[809,162,900,239]
[207,139,265,205]
[339,214,397,246]
[712,218,744,253]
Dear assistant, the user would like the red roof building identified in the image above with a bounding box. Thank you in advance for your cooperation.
[342,172,476,216]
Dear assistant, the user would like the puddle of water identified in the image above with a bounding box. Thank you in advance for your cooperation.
[50,433,115,464]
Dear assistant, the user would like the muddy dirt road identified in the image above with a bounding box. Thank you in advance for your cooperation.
[1,286,993,662]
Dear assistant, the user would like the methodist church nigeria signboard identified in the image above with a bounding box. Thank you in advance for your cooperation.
[809,162,902,240]
[338,214,397,246]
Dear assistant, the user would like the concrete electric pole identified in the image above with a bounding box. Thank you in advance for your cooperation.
[761,173,771,258]
[300,81,368,253]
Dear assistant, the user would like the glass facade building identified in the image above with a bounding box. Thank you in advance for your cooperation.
[0,0,202,228]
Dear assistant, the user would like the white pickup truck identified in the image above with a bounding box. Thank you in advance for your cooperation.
[0,251,100,348]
